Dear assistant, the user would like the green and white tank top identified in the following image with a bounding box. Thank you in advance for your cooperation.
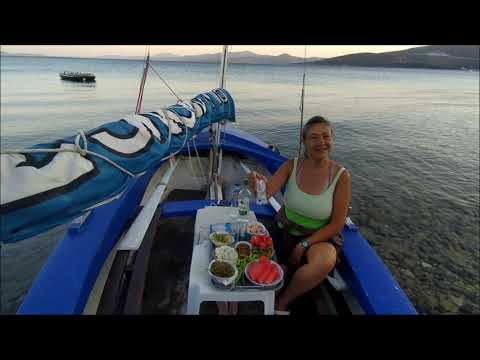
[282,158,346,234]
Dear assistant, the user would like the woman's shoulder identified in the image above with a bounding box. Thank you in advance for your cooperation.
[331,160,351,179]
[282,158,296,172]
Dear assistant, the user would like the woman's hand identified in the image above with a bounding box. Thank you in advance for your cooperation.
[248,171,268,195]
[288,243,306,267]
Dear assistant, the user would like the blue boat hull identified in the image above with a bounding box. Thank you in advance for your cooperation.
[17,125,417,315]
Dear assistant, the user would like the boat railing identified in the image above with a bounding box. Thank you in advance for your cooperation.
[60,71,95,77]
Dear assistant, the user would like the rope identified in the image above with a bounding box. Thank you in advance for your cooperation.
[2,130,136,178]
[297,45,307,159]
[159,113,189,162]
[1,112,192,177]
[186,137,197,178]
[192,135,207,185]
[187,137,205,187]
[148,63,183,103]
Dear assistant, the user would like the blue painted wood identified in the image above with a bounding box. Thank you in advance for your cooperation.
[161,200,276,219]
[182,128,287,176]
[338,226,417,314]
[17,166,159,314]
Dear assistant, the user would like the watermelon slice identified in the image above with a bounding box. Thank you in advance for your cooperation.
[260,256,269,264]
[249,262,262,282]
[265,266,279,284]
[258,265,276,284]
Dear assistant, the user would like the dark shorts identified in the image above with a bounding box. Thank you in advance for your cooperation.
[271,223,343,268]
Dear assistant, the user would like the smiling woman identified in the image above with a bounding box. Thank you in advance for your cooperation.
[248,115,352,313]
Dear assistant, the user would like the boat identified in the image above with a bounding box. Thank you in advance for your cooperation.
[1,47,417,315]
[59,71,96,82]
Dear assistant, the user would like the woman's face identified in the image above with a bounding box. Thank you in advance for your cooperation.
[304,123,333,160]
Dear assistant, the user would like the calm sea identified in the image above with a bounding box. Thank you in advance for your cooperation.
[1,55,479,314]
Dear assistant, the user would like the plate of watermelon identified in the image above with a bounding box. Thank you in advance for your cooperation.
[245,256,284,287]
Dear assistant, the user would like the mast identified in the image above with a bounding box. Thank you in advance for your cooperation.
[210,45,229,199]
[135,46,150,114]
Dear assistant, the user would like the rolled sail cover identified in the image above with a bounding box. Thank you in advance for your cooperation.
[1,89,235,243]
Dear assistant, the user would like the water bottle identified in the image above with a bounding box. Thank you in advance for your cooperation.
[238,179,251,217]
[236,180,251,241]
[230,183,241,207]
[255,178,268,205]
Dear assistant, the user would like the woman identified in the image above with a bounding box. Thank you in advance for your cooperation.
[248,116,351,314]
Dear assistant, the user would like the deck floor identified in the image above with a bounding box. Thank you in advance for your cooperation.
[140,156,340,315]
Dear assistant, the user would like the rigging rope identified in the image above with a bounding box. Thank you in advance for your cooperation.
[192,136,207,183]
[1,114,191,177]
[148,63,183,103]
[2,131,137,178]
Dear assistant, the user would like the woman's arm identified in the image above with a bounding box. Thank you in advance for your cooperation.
[305,169,352,246]
[248,159,294,199]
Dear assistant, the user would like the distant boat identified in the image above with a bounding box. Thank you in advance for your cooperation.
[59,71,95,82]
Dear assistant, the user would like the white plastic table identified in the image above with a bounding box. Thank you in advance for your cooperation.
[186,206,275,315]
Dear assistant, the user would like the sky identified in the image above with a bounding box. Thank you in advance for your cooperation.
[1,45,424,59]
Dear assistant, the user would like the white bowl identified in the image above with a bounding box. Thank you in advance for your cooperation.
[245,260,283,287]
[234,241,252,258]
[215,245,238,263]
[208,260,238,287]
[209,231,234,247]
[244,222,268,240]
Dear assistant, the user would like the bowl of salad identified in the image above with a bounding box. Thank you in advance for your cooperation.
[210,231,234,247]
[208,260,238,287]
[250,235,274,259]
[244,222,268,241]
[215,245,238,263]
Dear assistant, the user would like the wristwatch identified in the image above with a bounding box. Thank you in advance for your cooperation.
[300,239,310,250]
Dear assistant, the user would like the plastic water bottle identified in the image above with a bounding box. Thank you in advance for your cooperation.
[238,179,251,217]
[230,183,241,207]
[255,178,268,205]
[236,180,251,241]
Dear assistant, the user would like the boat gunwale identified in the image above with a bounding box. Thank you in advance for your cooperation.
[17,126,417,315]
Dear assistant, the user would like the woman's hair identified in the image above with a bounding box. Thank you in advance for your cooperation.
[302,116,333,140]
[302,116,333,158]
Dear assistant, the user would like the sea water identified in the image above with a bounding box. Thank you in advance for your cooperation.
[1,55,478,314]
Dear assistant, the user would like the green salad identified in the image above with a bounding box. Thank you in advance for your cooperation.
[235,253,260,286]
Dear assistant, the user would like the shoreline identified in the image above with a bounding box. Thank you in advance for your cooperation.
[2,54,478,72]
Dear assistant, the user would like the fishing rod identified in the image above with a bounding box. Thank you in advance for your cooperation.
[298,45,307,158]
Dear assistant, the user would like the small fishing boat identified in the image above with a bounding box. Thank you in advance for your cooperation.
[1,47,417,315]
[59,71,96,82]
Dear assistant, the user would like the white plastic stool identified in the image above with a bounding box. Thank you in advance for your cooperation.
[186,241,275,315]
[186,206,276,315]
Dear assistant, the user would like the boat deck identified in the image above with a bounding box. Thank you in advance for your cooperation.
[93,153,356,315]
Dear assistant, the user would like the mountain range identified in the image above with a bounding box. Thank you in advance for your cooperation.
[2,46,478,70]
[313,45,479,70]
[99,51,324,64]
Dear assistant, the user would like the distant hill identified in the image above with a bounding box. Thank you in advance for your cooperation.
[97,51,323,64]
[313,45,479,70]
[1,51,46,57]
[148,51,324,65]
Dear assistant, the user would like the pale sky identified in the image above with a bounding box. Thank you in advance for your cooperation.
[1,45,424,58]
